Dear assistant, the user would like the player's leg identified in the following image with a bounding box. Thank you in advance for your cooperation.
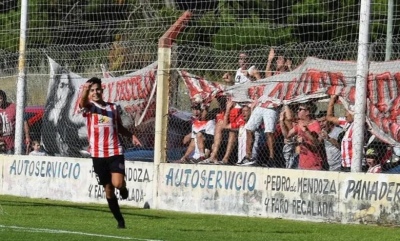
[104,182,125,229]
[93,157,125,229]
[109,155,128,228]
[110,155,128,199]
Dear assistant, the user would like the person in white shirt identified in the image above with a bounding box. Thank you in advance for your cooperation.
[317,114,342,171]
[29,140,47,156]
[223,53,261,85]
[218,53,262,165]
[177,102,215,163]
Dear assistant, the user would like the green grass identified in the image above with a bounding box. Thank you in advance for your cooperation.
[0,195,400,241]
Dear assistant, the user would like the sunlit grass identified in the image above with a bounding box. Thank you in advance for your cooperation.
[1,195,400,241]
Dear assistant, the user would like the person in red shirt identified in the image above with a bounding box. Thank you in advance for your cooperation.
[222,98,251,164]
[287,102,325,170]
[79,77,142,229]
[0,90,31,154]
[200,95,244,165]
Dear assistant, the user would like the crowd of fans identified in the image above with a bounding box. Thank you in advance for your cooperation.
[1,47,398,175]
[174,49,400,174]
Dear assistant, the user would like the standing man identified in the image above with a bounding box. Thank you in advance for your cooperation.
[79,77,142,229]
[222,52,261,85]
[222,53,263,165]
[0,90,30,154]
[317,114,342,171]
[326,95,356,172]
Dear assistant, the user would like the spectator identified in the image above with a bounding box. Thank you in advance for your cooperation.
[287,102,325,170]
[365,148,382,173]
[223,53,261,85]
[326,95,370,172]
[206,52,261,165]
[317,113,342,171]
[192,103,215,162]
[29,140,47,156]
[366,136,396,172]
[240,93,281,166]
[279,105,299,168]
[383,146,400,173]
[221,98,251,164]
[0,90,30,154]
[180,103,205,163]
[265,48,292,78]
[199,95,238,165]
[238,49,295,166]
[177,102,215,163]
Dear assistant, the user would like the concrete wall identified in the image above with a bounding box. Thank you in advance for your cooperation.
[157,164,400,224]
[1,155,399,225]
[0,155,153,207]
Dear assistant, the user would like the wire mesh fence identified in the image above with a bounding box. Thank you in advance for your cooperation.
[0,1,398,173]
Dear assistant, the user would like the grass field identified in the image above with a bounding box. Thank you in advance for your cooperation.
[0,195,399,241]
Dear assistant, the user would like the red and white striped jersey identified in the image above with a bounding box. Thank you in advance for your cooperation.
[338,117,354,168]
[82,101,123,158]
[367,164,382,173]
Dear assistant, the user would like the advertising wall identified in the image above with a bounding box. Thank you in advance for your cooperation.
[0,155,153,208]
[2,155,400,225]
[157,163,400,224]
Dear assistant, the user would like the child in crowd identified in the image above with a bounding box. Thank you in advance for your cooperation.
[29,140,47,156]
[365,148,382,173]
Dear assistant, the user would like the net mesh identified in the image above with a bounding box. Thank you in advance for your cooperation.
[0,1,398,170]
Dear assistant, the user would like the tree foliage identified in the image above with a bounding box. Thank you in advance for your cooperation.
[0,0,398,70]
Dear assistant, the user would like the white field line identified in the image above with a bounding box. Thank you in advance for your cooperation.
[0,225,164,241]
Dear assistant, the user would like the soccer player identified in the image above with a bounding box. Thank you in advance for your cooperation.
[79,77,142,229]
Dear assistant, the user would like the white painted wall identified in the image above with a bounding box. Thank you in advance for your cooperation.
[1,155,399,225]
[157,163,400,224]
[0,155,153,208]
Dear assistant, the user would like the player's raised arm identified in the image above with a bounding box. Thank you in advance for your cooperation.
[79,81,92,109]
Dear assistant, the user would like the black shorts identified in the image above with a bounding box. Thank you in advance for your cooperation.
[92,155,125,185]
